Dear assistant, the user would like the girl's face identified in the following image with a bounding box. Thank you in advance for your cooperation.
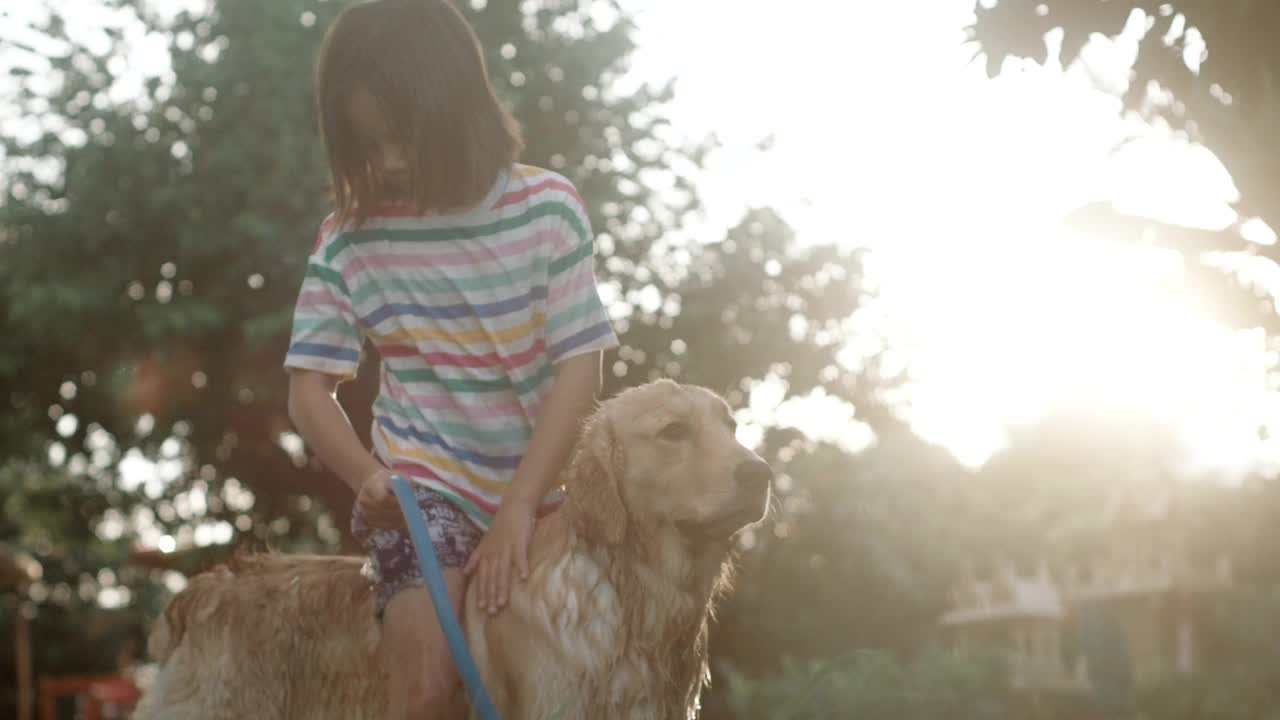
[346,87,410,200]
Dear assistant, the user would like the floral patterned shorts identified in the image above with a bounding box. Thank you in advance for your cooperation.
[351,482,484,617]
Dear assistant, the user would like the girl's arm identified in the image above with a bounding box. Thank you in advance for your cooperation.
[465,351,603,612]
[287,370,392,514]
[507,351,603,509]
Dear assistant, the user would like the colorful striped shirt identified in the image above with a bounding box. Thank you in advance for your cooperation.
[284,164,620,530]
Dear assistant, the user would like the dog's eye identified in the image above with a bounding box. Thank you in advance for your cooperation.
[658,421,691,443]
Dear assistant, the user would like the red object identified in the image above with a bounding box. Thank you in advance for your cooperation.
[38,674,139,720]
[86,677,141,719]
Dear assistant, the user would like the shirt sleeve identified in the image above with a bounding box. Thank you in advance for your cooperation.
[544,186,620,364]
[283,219,364,379]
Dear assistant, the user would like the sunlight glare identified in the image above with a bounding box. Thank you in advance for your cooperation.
[632,0,1271,473]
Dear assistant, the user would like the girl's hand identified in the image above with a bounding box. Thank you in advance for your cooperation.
[355,468,403,529]
[463,498,536,614]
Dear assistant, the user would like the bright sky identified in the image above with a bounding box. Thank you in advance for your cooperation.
[629,0,1279,479]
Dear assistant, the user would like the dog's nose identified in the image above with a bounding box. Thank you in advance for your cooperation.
[734,458,774,489]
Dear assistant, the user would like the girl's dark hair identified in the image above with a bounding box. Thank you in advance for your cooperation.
[316,0,523,226]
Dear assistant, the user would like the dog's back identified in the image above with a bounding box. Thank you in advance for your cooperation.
[134,553,390,720]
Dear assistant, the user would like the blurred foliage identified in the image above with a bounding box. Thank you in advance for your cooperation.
[710,433,974,675]
[1135,588,1280,720]
[720,647,1008,720]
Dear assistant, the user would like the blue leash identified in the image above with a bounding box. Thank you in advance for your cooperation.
[390,475,500,720]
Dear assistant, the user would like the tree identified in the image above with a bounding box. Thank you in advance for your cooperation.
[967,1,1280,333]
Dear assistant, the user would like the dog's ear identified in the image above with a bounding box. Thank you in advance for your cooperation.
[565,410,627,545]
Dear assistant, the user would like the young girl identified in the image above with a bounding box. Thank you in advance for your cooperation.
[284,1,619,717]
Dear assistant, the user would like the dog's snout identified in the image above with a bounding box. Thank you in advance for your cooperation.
[734,458,773,489]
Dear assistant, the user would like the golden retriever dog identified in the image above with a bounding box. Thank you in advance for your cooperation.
[133,379,773,719]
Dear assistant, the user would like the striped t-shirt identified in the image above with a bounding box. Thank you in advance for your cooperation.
[284,164,620,530]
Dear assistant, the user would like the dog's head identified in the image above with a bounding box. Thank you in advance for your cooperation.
[564,379,773,546]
